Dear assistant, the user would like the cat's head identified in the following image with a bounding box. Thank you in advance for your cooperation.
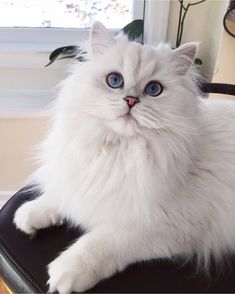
[66,21,200,138]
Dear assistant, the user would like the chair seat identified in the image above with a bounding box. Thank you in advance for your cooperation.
[1,187,235,293]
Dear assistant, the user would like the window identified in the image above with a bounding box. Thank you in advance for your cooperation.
[0,0,169,115]
[0,0,133,29]
[0,0,143,49]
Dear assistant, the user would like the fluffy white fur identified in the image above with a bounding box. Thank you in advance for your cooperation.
[14,21,235,293]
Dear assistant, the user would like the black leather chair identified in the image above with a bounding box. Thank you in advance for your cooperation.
[1,83,235,293]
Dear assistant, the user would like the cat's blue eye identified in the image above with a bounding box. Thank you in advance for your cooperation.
[144,81,162,97]
[106,72,124,89]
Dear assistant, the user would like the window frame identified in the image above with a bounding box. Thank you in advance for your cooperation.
[0,27,90,52]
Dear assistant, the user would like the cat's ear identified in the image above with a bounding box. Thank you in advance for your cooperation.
[90,21,114,55]
[172,42,198,75]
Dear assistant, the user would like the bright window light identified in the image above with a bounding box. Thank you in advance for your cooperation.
[0,0,133,29]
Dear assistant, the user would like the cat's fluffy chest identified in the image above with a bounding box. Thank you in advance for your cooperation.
[58,134,163,228]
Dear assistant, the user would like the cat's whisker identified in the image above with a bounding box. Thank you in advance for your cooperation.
[139,109,196,137]
[144,103,203,120]
[137,115,191,160]
[150,115,199,135]
[144,108,198,132]
[137,110,195,159]
[151,121,191,158]
[159,118,199,136]
[164,113,203,120]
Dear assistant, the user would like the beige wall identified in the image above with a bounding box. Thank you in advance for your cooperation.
[0,118,49,191]
[215,21,235,84]
[167,0,229,80]
[0,53,66,193]
[210,21,235,100]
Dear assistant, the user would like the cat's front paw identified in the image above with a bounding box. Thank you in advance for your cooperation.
[14,199,62,235]
[48,252,99,293]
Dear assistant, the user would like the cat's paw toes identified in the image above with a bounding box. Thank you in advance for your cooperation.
[14,200,61,235]
[14,202,37,234]
[48,254,98,293]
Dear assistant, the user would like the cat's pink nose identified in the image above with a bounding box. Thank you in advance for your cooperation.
[124,96,139,108]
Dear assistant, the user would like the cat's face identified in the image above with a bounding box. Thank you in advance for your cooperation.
[70,22,199,137]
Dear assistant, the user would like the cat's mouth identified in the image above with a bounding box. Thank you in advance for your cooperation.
[120,111,138,124]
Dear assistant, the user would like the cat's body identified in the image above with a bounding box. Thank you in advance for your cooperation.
[14,22,235,292]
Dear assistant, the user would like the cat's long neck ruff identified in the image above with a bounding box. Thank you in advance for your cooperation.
[78,114,201,188]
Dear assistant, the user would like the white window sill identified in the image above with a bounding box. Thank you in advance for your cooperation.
[0,27,90,51]
[0,27,120,53]
[0,89,54,118]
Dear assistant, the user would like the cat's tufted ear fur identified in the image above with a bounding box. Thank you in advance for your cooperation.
[90,21,114,55]
[172,42,198,75]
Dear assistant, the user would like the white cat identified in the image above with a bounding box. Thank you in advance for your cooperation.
[14,21,235,293]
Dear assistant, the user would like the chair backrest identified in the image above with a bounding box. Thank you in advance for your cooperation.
[200,83,235,96]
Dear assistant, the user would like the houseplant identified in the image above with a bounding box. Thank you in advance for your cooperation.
[46,0,206,66]
[46,19,144,66]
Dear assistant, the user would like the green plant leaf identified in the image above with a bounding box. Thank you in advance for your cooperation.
[121,19,144,41]
[46,20,144,66]
[45,45,86,67]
